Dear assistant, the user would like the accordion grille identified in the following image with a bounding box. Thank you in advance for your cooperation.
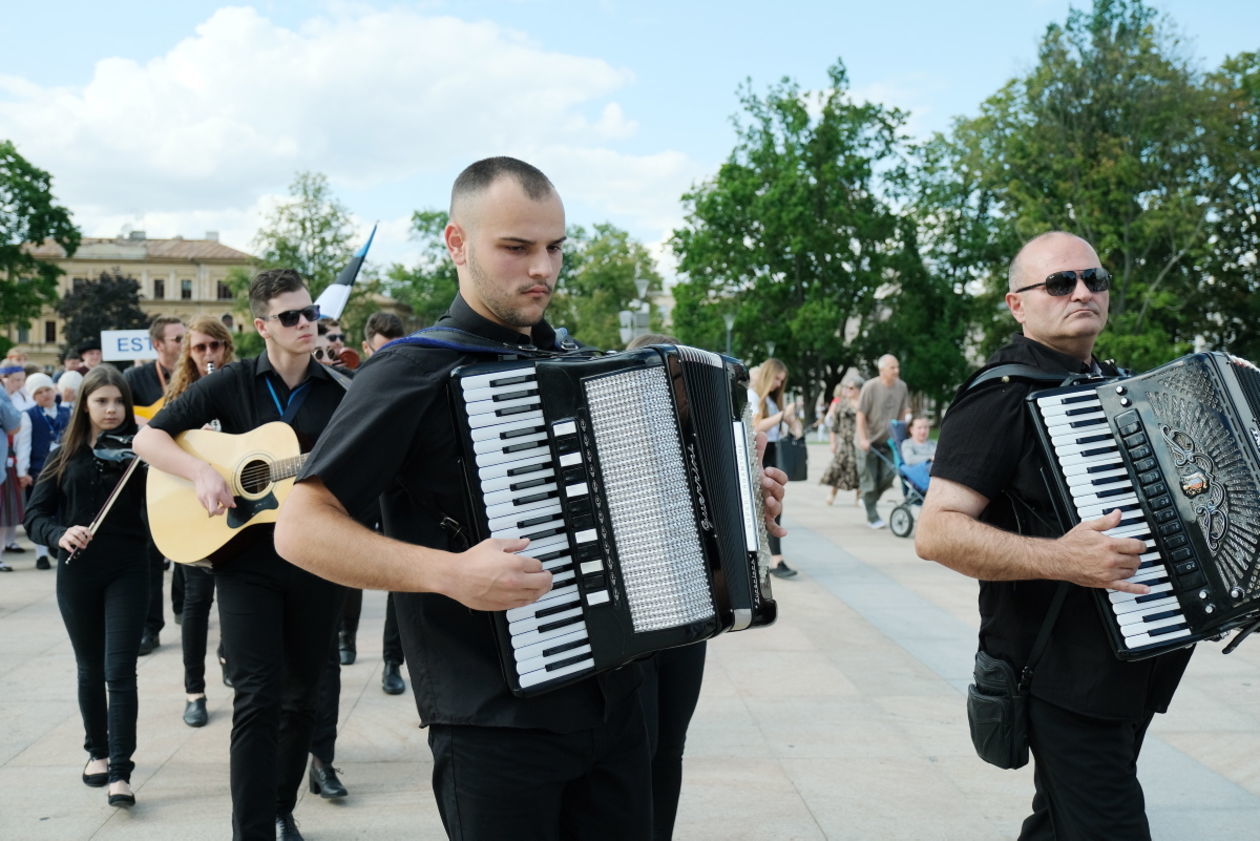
[584,366,717,632]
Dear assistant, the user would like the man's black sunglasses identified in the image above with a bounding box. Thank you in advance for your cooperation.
[266,305,320,327]
[1015,268,1111,297]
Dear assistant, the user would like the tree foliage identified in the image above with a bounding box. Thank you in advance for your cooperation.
[252,171,356,299]
[385,210,459,328]
[921,0,1230,371]
[56,271,149,355]
[0,140,80,347]
[549,223,663,350]
[670,60,950,412]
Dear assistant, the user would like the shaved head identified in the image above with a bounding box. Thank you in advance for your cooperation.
[450,156,556,225]
[1008,231,1093,292]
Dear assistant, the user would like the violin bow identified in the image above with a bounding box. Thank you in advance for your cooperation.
[67,455,143,564]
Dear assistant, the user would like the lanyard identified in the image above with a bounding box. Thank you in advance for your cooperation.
[265,377,310,424]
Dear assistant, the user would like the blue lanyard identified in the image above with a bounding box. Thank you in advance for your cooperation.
[265,377,309,423]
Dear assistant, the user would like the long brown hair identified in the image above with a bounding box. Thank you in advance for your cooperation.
[166,316,235,401]
[750,357,788,423]
[40,365,136,486]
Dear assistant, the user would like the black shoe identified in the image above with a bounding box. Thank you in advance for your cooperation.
[0,560,11,572]
[338,631,356,665]
[769,561,798,579]
[108,785,135,808]
[382,661,406,695]
[35,555,51,570]
[4,543,26,553]
[276,811,304,840]
[219,656,233,688]
[308,760,348,799]
[82,760,108,787]
[183,697,208,728]
[137,631,159,656]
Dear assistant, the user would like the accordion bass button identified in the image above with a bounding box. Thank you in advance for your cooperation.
[1231,587,1244,600]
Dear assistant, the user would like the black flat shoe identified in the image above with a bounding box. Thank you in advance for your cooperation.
[183,697,208,728]
[276,811,305,841]
[82,761,108,788]
[108,791,136,808]
[35,555,51,570]
[308,760,348,799]
[137,631,159,656]
[381,661,406,695]
[338,631,356,666]
[4,543,26,553]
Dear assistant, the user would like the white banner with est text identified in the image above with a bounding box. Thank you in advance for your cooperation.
[101,329,157,361]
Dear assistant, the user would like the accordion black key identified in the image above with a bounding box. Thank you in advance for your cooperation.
[1028,351,1260,659]
[451,344,777,696]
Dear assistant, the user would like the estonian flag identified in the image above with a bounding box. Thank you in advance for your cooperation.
[314,223,377,320]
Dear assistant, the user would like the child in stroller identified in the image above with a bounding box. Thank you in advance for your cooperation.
[882,418,934,537]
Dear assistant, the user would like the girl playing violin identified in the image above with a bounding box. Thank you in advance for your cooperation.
[24,365,148,808]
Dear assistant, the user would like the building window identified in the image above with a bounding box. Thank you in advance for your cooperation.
[44,321,56,344]
[154,279,165,299]
[216,280,233,300]
[180,279,193,300]
[17,326,29,343]
[72,276,87,291]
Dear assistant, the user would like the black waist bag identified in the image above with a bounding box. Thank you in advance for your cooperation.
[965,582,1067,770]
[966,650,1030,769]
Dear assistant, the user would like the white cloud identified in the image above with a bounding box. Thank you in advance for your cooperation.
[0,4,694,258]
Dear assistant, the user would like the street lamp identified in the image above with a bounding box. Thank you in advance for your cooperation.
[722,312,736,356]
[618,274,653,347]
[766,341,776,359]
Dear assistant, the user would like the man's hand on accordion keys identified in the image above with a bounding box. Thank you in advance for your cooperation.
[755,431,789,539]
[1055,508,1151,595]
[447,537,554,612]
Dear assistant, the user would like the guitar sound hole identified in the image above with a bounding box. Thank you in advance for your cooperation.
[240,459,272,494]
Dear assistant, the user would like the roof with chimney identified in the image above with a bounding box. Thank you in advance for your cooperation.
[28,231,254,263]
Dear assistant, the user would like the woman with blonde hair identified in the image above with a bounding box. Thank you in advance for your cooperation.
[164,315,234,729]
[750,357,798,578]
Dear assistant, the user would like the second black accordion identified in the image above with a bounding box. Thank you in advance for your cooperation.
[1028,351,1260,659]
[451,344,777,696]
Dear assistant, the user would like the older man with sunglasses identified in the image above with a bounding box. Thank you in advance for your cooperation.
[916,231,1192,841]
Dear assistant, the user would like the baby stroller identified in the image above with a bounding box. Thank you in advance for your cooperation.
[883,420,930,538]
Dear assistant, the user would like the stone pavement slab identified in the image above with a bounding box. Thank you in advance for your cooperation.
[2,442,1260,839]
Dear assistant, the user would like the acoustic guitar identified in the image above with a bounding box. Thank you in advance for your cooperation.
[146,422,306,564]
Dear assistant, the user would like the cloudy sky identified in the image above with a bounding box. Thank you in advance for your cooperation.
[2,0,1255,272]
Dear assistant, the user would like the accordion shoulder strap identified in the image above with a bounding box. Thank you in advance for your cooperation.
[963,364,1076,393]
[383,326,587,359]
[1019,582,1070,692]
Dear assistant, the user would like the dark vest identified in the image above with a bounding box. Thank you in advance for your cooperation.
[26,404,69,477]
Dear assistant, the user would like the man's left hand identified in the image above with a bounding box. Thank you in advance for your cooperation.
[755,431,788,538]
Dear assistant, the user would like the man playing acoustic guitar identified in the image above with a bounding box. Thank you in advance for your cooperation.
[133,269,349,841]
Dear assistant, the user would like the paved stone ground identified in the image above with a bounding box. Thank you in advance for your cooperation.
[3,443,1260,839]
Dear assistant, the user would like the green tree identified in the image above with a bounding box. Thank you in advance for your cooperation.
[670,60,919,413]
[251,171,355,299]
[0,140,80,351]
[924,0,1225,371]
[56,271,149,355]
[385,210,458,328]
[550,223,663,350]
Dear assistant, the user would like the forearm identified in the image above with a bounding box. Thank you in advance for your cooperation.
[133,425,207,480]
[275,481,453,593]
[916,507,1059,581]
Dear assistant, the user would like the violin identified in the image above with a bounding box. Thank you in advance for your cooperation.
[71,431,143,563]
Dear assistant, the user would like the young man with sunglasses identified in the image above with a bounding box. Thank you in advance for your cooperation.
[125,315,186,656]
[916,231,1192,841]
[134,270,350,841]
[272,157,788,841]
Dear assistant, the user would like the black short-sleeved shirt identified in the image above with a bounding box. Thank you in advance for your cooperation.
[124,361,172,408]
[148,352,347,566]
[298,294,640,731]
[932,334,1192,720]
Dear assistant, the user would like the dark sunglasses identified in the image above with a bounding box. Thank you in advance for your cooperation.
[312,348,336,361]
[1014,268,1111,296]
[325,333,345,343]
[191,341,223,354]
[266,305,320,327]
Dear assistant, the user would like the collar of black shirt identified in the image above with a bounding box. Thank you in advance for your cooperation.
[1002,332,1116,376]
[438,292,560,351]
[252,349,336,387]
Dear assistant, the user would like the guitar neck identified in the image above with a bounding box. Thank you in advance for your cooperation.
[271,453,309,482]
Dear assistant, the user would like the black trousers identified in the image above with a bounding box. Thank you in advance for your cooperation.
[181,565,217,694]
[640,642,707,841]
[339,589,404,663]
[428,691,652,841]
[216,551,343,841]
[1019,696,1156,841]
[172,562,185,616]
[143,540,166,636]
[55,545,148,783]
[311,588,349,765]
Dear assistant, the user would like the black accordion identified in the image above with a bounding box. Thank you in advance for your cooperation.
[450,344,777,696]
[1028,352,1260,660]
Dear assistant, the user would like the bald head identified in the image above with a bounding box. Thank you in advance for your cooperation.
[877,354,900,385]
[1008,232,1096,292]
[450,157,556,225]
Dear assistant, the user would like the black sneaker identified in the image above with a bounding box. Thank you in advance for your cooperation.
[770,561,798,579]
[137,631,159,656]
[35,555,51,570]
